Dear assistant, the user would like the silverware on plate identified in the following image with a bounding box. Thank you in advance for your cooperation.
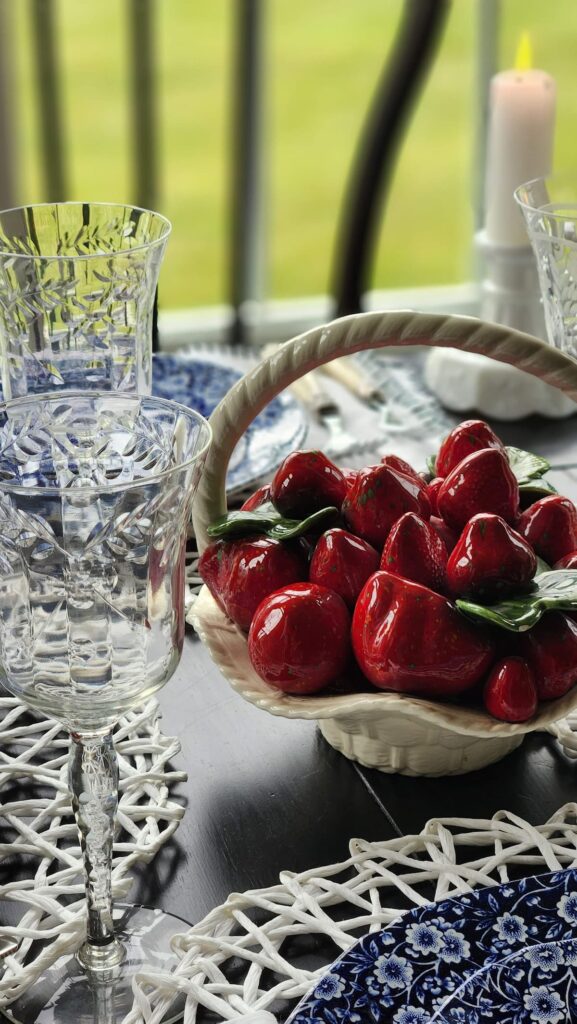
[288,371,360,459]
[0,935,19,959]
[319,356,394,431]
[261,343,363,459]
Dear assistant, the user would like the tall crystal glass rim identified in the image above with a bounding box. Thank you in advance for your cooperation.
[0,201,172,262]
[0,390,212,496]
[514,174,577,221]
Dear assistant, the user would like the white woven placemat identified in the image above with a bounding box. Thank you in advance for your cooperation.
[0,696,185,1005]
[125,803,577,1024]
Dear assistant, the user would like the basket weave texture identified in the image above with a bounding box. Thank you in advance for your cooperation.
[191,311,577,775]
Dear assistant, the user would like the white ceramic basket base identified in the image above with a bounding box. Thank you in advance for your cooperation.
[317,714,524,776]
[191,586,577,777]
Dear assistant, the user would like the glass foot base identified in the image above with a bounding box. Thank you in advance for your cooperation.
[3,905,189,1024]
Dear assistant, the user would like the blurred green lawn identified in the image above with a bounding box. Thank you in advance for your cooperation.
[12,1,577,309]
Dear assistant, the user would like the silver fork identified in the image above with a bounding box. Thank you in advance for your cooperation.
[288,372,361,460]
[0,935,19,959]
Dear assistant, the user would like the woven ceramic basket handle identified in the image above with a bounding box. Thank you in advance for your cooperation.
[193,310,577,552]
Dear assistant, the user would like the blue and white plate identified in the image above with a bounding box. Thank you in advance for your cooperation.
[289,868,577,1024]
[152,354,307,495]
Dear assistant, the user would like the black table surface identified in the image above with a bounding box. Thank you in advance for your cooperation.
[134,412,577,927]
[4,407,577,1006]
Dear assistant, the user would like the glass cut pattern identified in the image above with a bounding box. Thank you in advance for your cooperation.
[0,393,206,731]
[0,203,169,398]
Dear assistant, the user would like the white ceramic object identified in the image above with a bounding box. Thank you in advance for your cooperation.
[425,348,576,420]
[192,586,577,777]
[192,310,577,776]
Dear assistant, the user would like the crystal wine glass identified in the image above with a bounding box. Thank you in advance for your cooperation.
[515,174,577,360]
[0,202,171,400]
[0,392,211,1023]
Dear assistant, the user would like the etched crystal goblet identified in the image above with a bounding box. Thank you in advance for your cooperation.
[0,392,211,1022]
[515,175,577,360]
[0,202,171,400]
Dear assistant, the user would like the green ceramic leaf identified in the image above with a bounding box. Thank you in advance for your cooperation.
[425,444,549,486]
[518,478,557,498]
[506,446,550,485]
[267,507,340,540]
[426,453,437,477]
[456,569,577,632]
[207,504,340,541]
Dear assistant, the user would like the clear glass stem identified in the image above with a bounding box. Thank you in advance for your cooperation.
[69,729,125,971]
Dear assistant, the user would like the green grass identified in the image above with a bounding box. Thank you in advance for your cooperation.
[12,1,577,309]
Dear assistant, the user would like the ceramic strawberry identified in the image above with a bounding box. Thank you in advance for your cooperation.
[340,467,359,493]
[426,477,443,516]
[483,657,538,722]
[241,484,271,511]
[248,582,351,693]
[343,463,431,548]
[518,495,577,565]
[380,512,447,592]
[197,539,230,616]
[309,528,379,609]
[429,515,459,554]
[518,611,577,700]
[380,454,420,481]
[437,448,519,530]
[435,419,504,477]
[555,551,577,569]
[352,571,495,696]
[446,513,537,599]
[270,450,348,517]
[199,536,308,631]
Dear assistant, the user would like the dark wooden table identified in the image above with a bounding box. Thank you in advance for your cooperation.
[4,403,577,1020]
[129,413,577,929]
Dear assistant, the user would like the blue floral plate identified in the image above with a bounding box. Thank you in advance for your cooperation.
[152,354,307,495]
[288,868,577,1024]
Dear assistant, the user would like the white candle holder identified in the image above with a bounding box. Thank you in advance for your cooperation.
[424,230,576,421]
[475,228,546,335]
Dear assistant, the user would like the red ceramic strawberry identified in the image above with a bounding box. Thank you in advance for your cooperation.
[483,657,538,722]
[309,528,379,609]
[381,454,420,481]
[518,495,577,565]
[343,463,431,548]
[427,477,444,516]
[270,450,347,517]
[436,419,504,477]
[518,611,577,700]
[340,467,359,493]
[446,513,537,599]
[241,484,271,511]
[437,448,519,530]
[430,515,459,554]
[380,512,447,592]
[555,551,577,569]
[197,539,230,616]
[352,571,495,697]
[248,582,351,693]
[199,536,308,631]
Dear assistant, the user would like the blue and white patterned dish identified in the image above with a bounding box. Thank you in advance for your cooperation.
[289,868,577,1024]
[152,354,307,495]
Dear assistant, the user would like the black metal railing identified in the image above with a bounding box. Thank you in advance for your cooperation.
[0,1,499,344]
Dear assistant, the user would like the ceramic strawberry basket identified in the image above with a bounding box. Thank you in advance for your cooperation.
[191,310,577,777]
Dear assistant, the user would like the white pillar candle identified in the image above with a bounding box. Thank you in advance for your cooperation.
[484,51,556,247]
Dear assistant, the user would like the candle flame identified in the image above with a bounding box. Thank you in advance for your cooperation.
[515,32,533,71]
